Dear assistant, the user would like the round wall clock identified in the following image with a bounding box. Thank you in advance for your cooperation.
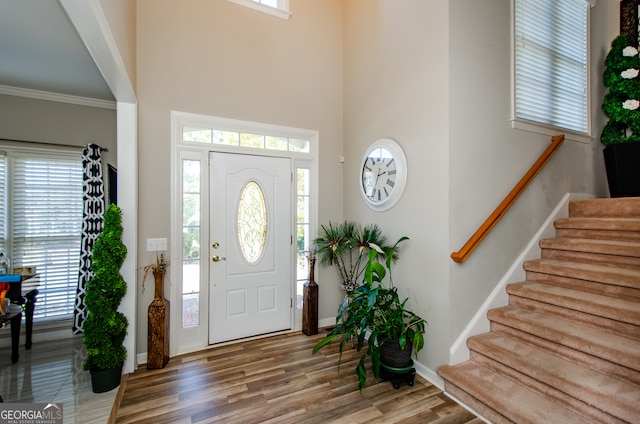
[359,138,407,211]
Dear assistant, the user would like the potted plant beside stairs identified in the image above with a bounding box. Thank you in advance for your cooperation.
[313,236,426,391]
[83,204,128,393]
[601,34,640,197]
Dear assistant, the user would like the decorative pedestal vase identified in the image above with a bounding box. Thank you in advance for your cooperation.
[302,255,318,336]
[147,270,170,369]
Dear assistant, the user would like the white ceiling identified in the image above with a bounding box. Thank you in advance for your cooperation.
[0,0,114,101]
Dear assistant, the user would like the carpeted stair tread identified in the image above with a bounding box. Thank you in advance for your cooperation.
[488,305,640,372]
[554,217,640,242]
[507,281,640,325]
[569,198,640,218]
[439,198,640,422]
[539,238,640,269]
[540,237,640,257]
[439,362,598,424]
[555,217,640,232]
[524,259,640,289]
[467,333,640,422]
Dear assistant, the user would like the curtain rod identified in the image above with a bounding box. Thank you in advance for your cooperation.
[0,137,109,152]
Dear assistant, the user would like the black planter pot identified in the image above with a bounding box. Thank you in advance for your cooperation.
[603,143,640,198]
[90,364,123,393]
[380,339,413,369]
[379,339,416,389]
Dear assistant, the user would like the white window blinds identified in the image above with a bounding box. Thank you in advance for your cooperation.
[11,153,83,321]
[514,0,589,133]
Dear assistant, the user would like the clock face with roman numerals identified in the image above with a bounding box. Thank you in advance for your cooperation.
[359,138,407,211]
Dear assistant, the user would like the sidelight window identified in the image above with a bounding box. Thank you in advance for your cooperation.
[182,159,201,327]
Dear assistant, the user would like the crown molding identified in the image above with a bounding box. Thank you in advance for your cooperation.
[0,84,116,110]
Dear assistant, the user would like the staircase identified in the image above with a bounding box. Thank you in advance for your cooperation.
[439,197,640,424]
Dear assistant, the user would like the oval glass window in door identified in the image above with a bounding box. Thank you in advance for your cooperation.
[237,181,268,263]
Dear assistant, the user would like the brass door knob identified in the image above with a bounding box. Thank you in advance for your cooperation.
[212,255,226,262]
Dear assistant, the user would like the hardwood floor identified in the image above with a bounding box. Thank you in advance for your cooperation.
[117,331,483,423]
[0,334,117,423]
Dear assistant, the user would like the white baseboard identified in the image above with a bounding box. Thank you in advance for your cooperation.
[447,192,594,365]
[319,317,337,328]
[413,360,444,390]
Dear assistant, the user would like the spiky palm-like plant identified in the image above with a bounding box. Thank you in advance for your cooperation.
[314,221,393,292]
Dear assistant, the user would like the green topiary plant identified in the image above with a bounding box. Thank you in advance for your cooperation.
[83,203,128,372]
[601,34,640,146]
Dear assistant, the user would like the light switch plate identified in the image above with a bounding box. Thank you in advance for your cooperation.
[146,238,167,252]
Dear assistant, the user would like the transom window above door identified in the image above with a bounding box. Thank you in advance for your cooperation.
[183,127,310,153]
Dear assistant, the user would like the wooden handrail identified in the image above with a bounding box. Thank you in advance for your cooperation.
[451,134,565,263]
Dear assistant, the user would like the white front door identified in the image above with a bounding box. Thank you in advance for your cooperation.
[209,152,292,344]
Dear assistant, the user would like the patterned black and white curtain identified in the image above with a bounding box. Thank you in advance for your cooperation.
[73,144,105,334]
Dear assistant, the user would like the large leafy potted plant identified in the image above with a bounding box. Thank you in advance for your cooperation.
[312,236,426,391]
[83,203,128,393]
[314,221,395,293]
[601,34,640,197]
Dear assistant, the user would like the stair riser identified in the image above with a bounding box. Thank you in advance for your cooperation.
[523,260,640,291]
[469,350,624,424]
[507,285,640,326]
[489,322,640,386]
[525,271,640,302]
[555,228,640,242]
[509,296,640,340]
[569,198,640,218]
[541,249,640,270]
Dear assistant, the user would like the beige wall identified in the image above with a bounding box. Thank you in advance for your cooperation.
[136,0,345,352]
[343,0,451,373]
[342,0,615,376]
[0,94,117,166]
[98,0,137,92]
[447,0,614,354]
[135,0,616,377]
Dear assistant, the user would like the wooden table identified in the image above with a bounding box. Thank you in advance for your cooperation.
[0,303,23,363]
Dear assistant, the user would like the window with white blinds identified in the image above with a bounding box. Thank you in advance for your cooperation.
[514,0,589,134]
[5,150,83,321]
